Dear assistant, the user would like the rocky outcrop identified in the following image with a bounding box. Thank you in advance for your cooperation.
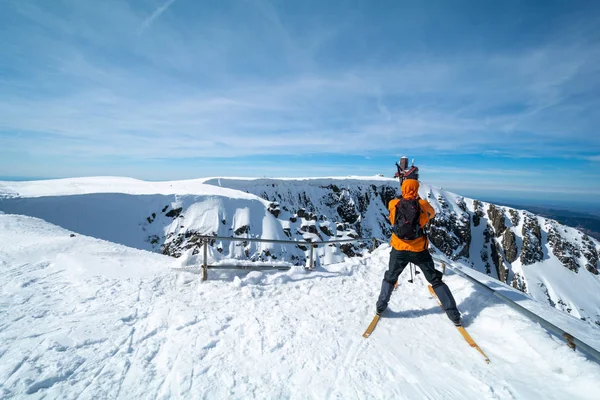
[547,227,580,272]
[165,207,182,218]
[582,235,599,272]
[429,208,471,260]
[455,196,467,212]
[520,215,543,265]
[234,225,250,236]
[336,192,359,225]
[472,200,484,227]
[502,229,518,263]
[511,272,527,293]
[508,209,520,226]
[379,186,397,208]
[267,202,280,218]
[487,205,506,237]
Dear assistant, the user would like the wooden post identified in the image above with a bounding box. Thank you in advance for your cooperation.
[202,239,208,281]
[309,244,314,270]
[563,333,576,350]
[371,238,377,252]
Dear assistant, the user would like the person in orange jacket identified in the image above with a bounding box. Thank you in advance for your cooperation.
[376,179,462,326]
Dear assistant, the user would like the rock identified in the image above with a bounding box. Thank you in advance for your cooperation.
[337,194,359,224]
[502,229,518,263]
[490,239,508,282]
[147,235,160,245]
[520,215,543,265]
[487,205,506,236]
[582,235,599,270]
[234,225,250,236]
[267,202,280,218]
[472,200,484,227]
[428,209,471,260]
[319,224,334,237]
[340,243,357,257]
[586,264,599,275]
[70,233,76,238]
[455,197,467,212]
[511,272,528,293]
[166,207,183,218]
[548,227,580,272]
[508,209,520,226]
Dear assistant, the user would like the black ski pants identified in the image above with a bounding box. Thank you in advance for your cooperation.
[376,248,461,324]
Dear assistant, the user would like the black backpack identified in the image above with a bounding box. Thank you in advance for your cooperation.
[393,198,423,240]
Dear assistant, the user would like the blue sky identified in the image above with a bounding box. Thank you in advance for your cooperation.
[1,0,599,206]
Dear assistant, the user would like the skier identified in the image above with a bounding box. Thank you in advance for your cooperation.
[375,178,462,326]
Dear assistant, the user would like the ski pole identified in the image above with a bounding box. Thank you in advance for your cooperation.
[408,262,414,283]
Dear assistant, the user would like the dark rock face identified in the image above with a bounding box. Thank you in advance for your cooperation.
[166,207,183,218]
[489,234,508,283]
[429,208,471,260]
[455,197,467,212]
[520,215,543,265]
[340,243,358,257]
[487,205,506,237]
[586,264,599,275]
[548,227,580,272]
[502,229,518,263]
[337,193,359,225]
[472,200,484,227]
[511,272,527,293]
[582,235,599,271]
[319,224,334,237]
[508,209,520,226]
[234,225,250,236]
[268,202,280,218]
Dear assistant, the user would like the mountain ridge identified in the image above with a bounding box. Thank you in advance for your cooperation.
[1,176,599,328]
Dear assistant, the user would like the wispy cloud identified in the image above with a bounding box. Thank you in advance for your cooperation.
[137,0,177,35]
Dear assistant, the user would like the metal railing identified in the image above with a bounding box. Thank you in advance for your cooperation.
[435,257,600,363]
[191,235,381,280]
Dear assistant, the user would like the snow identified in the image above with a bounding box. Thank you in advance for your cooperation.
[2,176,600,327]
[0,176,261,200]
[2,213,600,399]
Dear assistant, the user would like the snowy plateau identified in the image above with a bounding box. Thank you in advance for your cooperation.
[1,176,600,399]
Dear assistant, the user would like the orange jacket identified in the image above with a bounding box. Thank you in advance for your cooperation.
[388,179,435,252]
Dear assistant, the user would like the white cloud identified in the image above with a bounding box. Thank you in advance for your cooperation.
[1,0,599,166]
[137,0,177,35]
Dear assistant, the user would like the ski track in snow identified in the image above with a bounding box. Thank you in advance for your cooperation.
[1,214,600,399]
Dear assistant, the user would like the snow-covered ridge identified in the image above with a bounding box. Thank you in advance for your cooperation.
[1,176,600,328]
[0,176,260,199]
[1,213,599,398]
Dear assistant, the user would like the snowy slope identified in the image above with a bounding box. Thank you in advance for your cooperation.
[2,176,600,328]
[1,213,599,399]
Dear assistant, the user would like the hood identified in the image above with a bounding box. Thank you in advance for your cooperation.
[401,179,420,200]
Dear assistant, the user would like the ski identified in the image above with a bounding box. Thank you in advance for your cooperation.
[362,315,381,338]
[427,285,490,363]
